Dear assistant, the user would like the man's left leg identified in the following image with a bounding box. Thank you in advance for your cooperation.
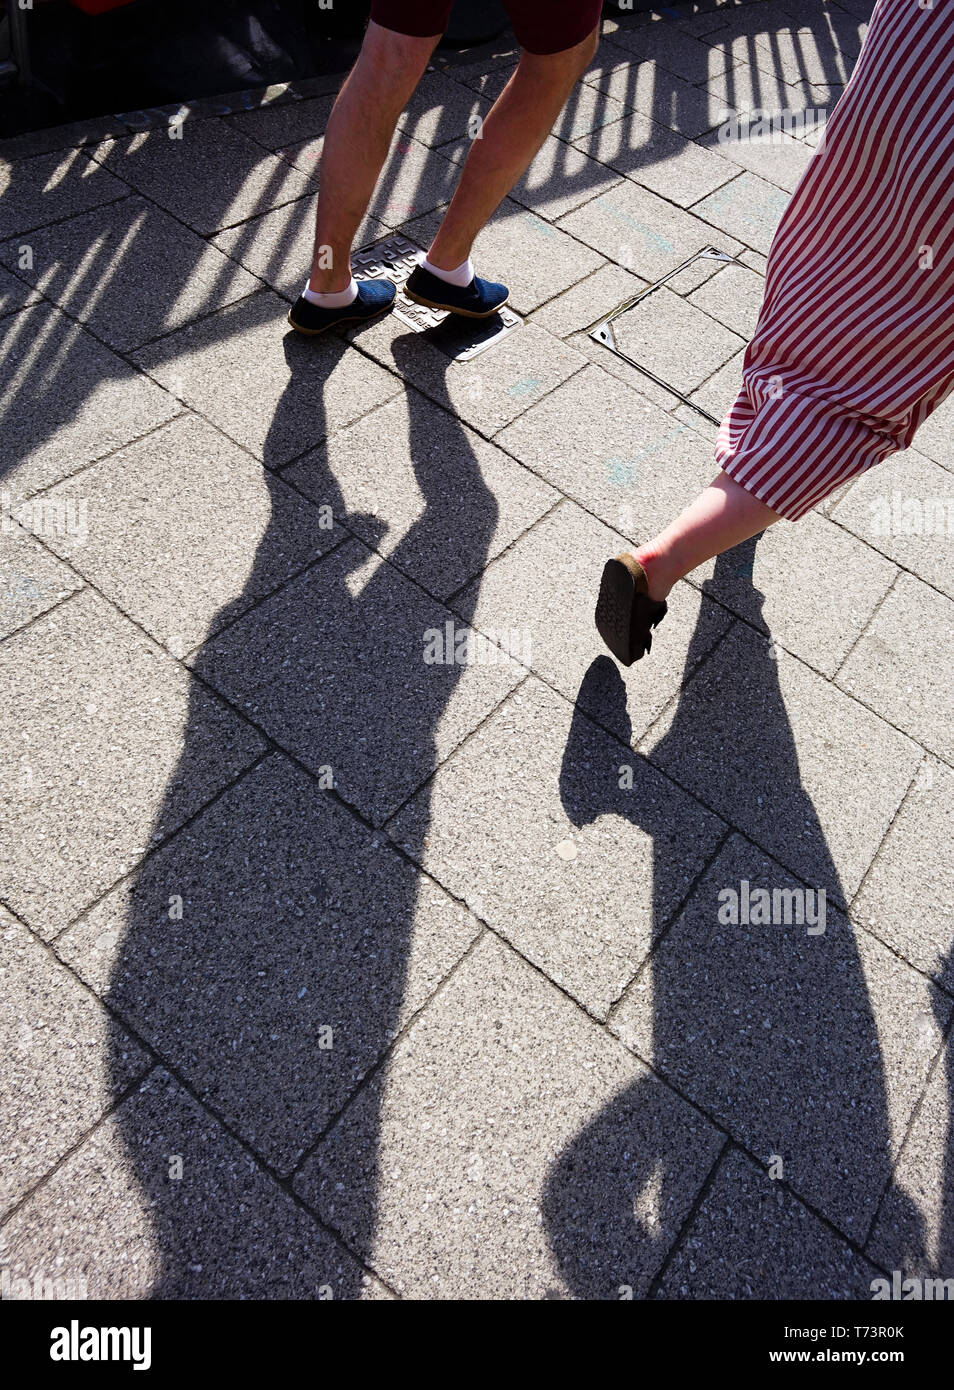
[404,11,601,317]
[288,7,447,335]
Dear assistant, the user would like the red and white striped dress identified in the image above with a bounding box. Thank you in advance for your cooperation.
[716,0,954,519]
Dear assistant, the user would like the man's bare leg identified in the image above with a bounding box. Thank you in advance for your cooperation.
[308,20,439,294]
[425,24,600,272]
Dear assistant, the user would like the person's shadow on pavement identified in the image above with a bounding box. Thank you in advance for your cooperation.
[543,540,930,1298]
[104,323,499,1297]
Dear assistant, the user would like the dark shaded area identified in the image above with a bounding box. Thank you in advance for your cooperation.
[102,332,500,1296]
[0,0,522,138]
[544,544,939,1297]
[0,0,368,137]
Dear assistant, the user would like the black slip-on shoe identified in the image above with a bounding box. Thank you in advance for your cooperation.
[595,552,668,665]
[287,278,396,335]
[404,264,509,318]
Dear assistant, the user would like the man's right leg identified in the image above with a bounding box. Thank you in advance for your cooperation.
[307,19,441,295]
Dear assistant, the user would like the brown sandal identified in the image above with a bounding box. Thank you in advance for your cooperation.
[595,553,667,666]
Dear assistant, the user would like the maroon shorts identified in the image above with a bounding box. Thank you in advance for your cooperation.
[369,0,602,55]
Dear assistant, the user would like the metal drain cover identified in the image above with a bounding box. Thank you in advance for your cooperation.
[589,247,745,424]
[352,233,521,362]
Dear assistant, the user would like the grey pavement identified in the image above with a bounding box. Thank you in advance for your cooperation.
[2,0,952,1302]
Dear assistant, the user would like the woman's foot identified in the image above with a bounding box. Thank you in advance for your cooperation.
[595,552,668,666]
[627,545,673,603]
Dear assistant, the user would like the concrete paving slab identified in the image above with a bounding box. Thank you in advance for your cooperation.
[826,0,874,19]
[284,391,556,601]
[191,537,521,826]
[212,195,388,303]
[829,448,954,602]
[93,122,316,236]
[131,291,402,466]
[739,245,769,275]
[701,54,811,120]
[568,323,687,412]
[397,72,492,148]
[58,754,480,1174]
[0,303,180,497]
[699,0,831,43]
[496,363,717,538]
[0,148,127,239]
[750,23,863,89]
[225,94,335,149]
[584,51,731,139]
[0,115,127,162]
[443,132,620,222]
[695,509,898,677]
[853,758,954,992]
[836,574,954,764]
[453,499,733,741]
[389,678,725,1017]
[1,2,936,1302]
[296,933,725,1299]
[433,43,520,89]
[467,64,631,143]
[450,60,514,103]
[574,112,739,207]
[678,11,736,42]
[399,198,604,317]
[37,414,336,658]
[281,129,458,229]
[907,394,954,475]
[642,620,921,903]
[685,256,765,337]
[550,81,633,144]
[0,264,40,320]
[612,834,949,1242]
[696,123,815,192]
[1,196,261,352]
[0,1068,384,1298]
[0,908,148,1218]
[347,311,586,437]
[686,345,746,419]
[528,261,651,339]
[691,170,791,254]
[0,521,82,641]
[656,1148,883,1299]
[607,285,747,396]
[867,1060,954,1282]
[0,590,265,937]
[663,249,745,296]
[673,400,719,443]
[608,18,741,82]
[557,177,744,283]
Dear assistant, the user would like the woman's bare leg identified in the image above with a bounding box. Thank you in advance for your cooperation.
[630,472,783,601]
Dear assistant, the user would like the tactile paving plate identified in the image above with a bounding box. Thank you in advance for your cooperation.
[589,247,745,424]
[352,233,522,362]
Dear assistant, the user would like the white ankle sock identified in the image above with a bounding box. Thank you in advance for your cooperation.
[302,277,358,308]
[421,255,474,287]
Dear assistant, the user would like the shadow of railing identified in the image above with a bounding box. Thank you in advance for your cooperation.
[0,4,871,487]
